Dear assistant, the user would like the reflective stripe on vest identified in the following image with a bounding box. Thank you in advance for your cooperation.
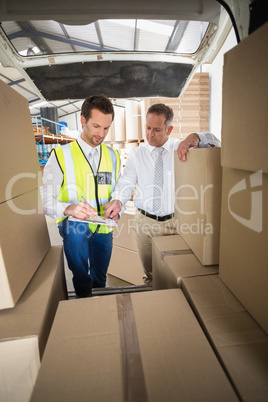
[61,143,78,205]
[55,141,120,233]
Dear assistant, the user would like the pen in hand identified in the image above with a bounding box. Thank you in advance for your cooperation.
[81,196,98,219]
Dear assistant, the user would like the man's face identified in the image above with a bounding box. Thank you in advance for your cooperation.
[81,108,113,147]
[146,113,173,147]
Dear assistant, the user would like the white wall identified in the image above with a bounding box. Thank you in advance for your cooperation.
[203,28,237,140]
[60,112,81,131]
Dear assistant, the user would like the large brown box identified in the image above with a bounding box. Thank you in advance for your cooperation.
[182,275,268,401]
[0,80,42,204]
[221,22,268,174]
[0,188,51,309]
[30,290,238,402]
[219,167,268,334]
[108,245,144,285]
[0,246,67,402]
[162,252,218,290]
[174,148,222,265]
[152,236,218,291]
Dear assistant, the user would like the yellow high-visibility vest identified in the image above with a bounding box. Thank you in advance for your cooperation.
[54,141,120,233]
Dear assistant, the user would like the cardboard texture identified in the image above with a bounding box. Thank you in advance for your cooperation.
[113,211,138,251]
[0,245,67,402]
[162,252,218,289]
[152,234,190,289]
[0,337,40,402]
[30,290,238,402]
[182,275,268,401]
[108,245,144,285]
[0,80,42,204]
[0,188,51,309]
[221,22,268,174]
[174,148,222,265]
[219,167,268,334]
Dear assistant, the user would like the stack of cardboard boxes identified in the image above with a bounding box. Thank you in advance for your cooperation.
[153,22,268,400]
[0,80,68,402]
[153,147,221,290]
[219,21,268,336]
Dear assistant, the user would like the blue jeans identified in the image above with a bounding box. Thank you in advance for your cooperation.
[58,219,113,297]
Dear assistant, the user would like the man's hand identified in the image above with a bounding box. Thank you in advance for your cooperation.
[103,200,122,222]
[177,133,200,162]
[64,201,97,220]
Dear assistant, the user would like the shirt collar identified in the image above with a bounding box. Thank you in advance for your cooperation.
[77,134,101,156]
[147,137,171,154]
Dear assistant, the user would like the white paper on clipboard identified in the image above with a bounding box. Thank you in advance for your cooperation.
[68,216,117,227]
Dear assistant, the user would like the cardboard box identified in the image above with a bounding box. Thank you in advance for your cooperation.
[221,22,268,174]
[30,290,238,402]
[182,275,268,401]
[152,235,218,290]
[0,245,67,402]
[0,80,42,204]
[161,252,218,290]
[113,211,138,251]
[152,234,190,289]
[0,337,40,402]
[174,148,222,265]
[0,188,51,309]
[219,167,268,334]
[108,245,144,285]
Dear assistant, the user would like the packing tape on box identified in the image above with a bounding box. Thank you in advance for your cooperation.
[116,293,148,402]
[161,249,193,261]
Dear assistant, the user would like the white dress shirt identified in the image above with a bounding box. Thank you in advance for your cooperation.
[112,132,221,216]
[40,135,101,219]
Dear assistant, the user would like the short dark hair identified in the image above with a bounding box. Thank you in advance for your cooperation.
[81,94,114,122]
[147,103,174,127]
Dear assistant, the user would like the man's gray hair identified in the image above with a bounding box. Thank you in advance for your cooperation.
[147,104,174,127]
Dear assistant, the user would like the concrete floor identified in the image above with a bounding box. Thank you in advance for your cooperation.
[45,216,132,296]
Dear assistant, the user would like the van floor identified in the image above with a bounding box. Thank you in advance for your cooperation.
[45,216,151,299]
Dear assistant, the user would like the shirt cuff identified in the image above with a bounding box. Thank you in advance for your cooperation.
[198,132,221,148]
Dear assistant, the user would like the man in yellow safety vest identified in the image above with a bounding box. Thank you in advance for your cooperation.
[41,95,120,298]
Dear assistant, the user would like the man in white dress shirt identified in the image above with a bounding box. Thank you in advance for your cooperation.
[104,103,220,286]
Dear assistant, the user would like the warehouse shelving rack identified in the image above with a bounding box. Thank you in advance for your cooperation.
[33,117,76,165]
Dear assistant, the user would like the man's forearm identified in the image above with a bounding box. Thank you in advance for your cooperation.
[177,131,221,162]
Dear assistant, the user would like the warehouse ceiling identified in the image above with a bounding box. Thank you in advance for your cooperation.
[0,0,255,119]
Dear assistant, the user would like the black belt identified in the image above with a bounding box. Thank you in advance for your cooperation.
[138,208,174,222]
